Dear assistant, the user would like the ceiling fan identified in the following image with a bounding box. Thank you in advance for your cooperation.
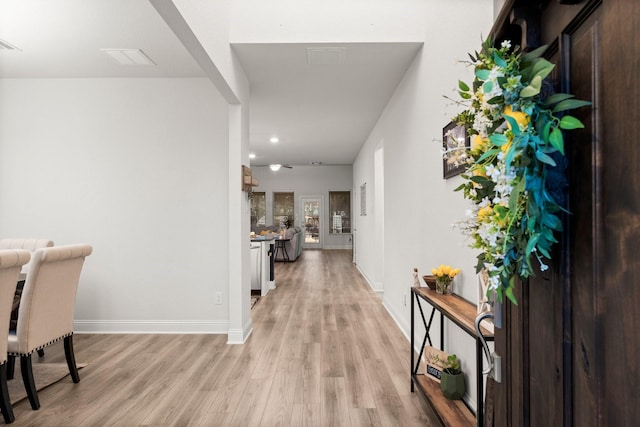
[269,164,292,171]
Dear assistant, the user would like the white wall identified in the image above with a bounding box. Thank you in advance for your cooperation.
[167,0,254,343]
[170,0,250,104]
[0,78,230,333]
[353,0,494,410]
[494,0,507,18]
[251,165,353,249]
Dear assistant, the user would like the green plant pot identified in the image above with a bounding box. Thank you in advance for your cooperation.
[440,371,465,400]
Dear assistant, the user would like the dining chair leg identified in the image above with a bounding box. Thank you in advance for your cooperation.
[0,363,15,423]
[64,336,80,383]
[20,355,39,410]
[6,357,14,380]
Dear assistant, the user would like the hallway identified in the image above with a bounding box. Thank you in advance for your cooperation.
[9,250,438,426]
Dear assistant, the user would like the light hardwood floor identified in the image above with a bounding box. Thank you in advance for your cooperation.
[9,249,440,426]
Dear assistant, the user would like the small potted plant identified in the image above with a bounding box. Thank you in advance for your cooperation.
[439,354,465,400]
[431,265,461,294]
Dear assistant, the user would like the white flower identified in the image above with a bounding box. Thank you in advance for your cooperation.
[485,164,500,179]
[487,66,504,81]
[483,262,497,272]
[492,195,508,206]
[477,222,503,247]
[488,275,501,290]
[501,40,512,49]
[472,111,492,136]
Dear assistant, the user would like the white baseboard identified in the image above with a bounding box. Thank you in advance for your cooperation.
[381,299,410,342]
[355,264,383,296]
[73,319,229,334]
[227,317,254,344]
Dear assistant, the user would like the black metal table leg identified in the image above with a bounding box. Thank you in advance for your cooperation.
[411,288,415,392]
[440,312,444,351]
[411,290,437,389]
[476,338,484,427]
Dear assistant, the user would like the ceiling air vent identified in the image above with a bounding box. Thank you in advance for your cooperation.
[306,47,346,65]
[101,49,155,65]
[0,39,20,51]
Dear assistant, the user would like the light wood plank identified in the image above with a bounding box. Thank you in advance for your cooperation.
[8,250,441,426]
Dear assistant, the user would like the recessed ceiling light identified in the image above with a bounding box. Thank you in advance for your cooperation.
[249,153,256,159]
[270,137,279,143]
[101,49,156,66]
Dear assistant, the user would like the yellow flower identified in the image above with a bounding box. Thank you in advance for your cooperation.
[472,165,487,178]
[501,137,512,154]
[477,205,493,221]
[504,105,530,130]
[471,135,488,154]
[432,264,460,279]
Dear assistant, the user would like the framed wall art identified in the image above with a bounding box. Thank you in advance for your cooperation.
[442,121,470,179]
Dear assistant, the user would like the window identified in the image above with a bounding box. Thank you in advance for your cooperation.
[329,191,351,234]
[273,192,294,228]
[250,192,266,231]
[360,183,367,216]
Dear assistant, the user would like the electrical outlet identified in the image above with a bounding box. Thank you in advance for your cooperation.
[215,291,223,305]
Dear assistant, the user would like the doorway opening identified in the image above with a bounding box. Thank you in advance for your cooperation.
[301,196,322,249]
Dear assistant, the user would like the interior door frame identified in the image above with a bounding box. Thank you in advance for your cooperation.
[300,196,323,249]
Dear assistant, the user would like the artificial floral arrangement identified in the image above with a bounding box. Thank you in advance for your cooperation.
[431,264,461,294]
[446,38,590,304]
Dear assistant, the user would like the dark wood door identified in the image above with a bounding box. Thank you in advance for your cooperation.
[491,0,640,426]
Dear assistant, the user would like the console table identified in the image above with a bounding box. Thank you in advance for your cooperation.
[410,287,494,427]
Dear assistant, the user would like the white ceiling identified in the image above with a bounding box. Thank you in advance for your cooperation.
[233,42,422,167]
[0,0,204,78]
[0,0,422,167]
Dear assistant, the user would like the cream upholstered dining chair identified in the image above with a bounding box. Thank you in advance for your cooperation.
[0,250,31,424]
[7,244,92,411]
[0,239,54,275]
[0,239,54,358]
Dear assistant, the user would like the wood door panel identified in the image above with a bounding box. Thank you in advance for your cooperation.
[490,1,604,426]
[600,0,640,424]
[528,267,564,427]
[488,1,640,425]
[566,10,602,426]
